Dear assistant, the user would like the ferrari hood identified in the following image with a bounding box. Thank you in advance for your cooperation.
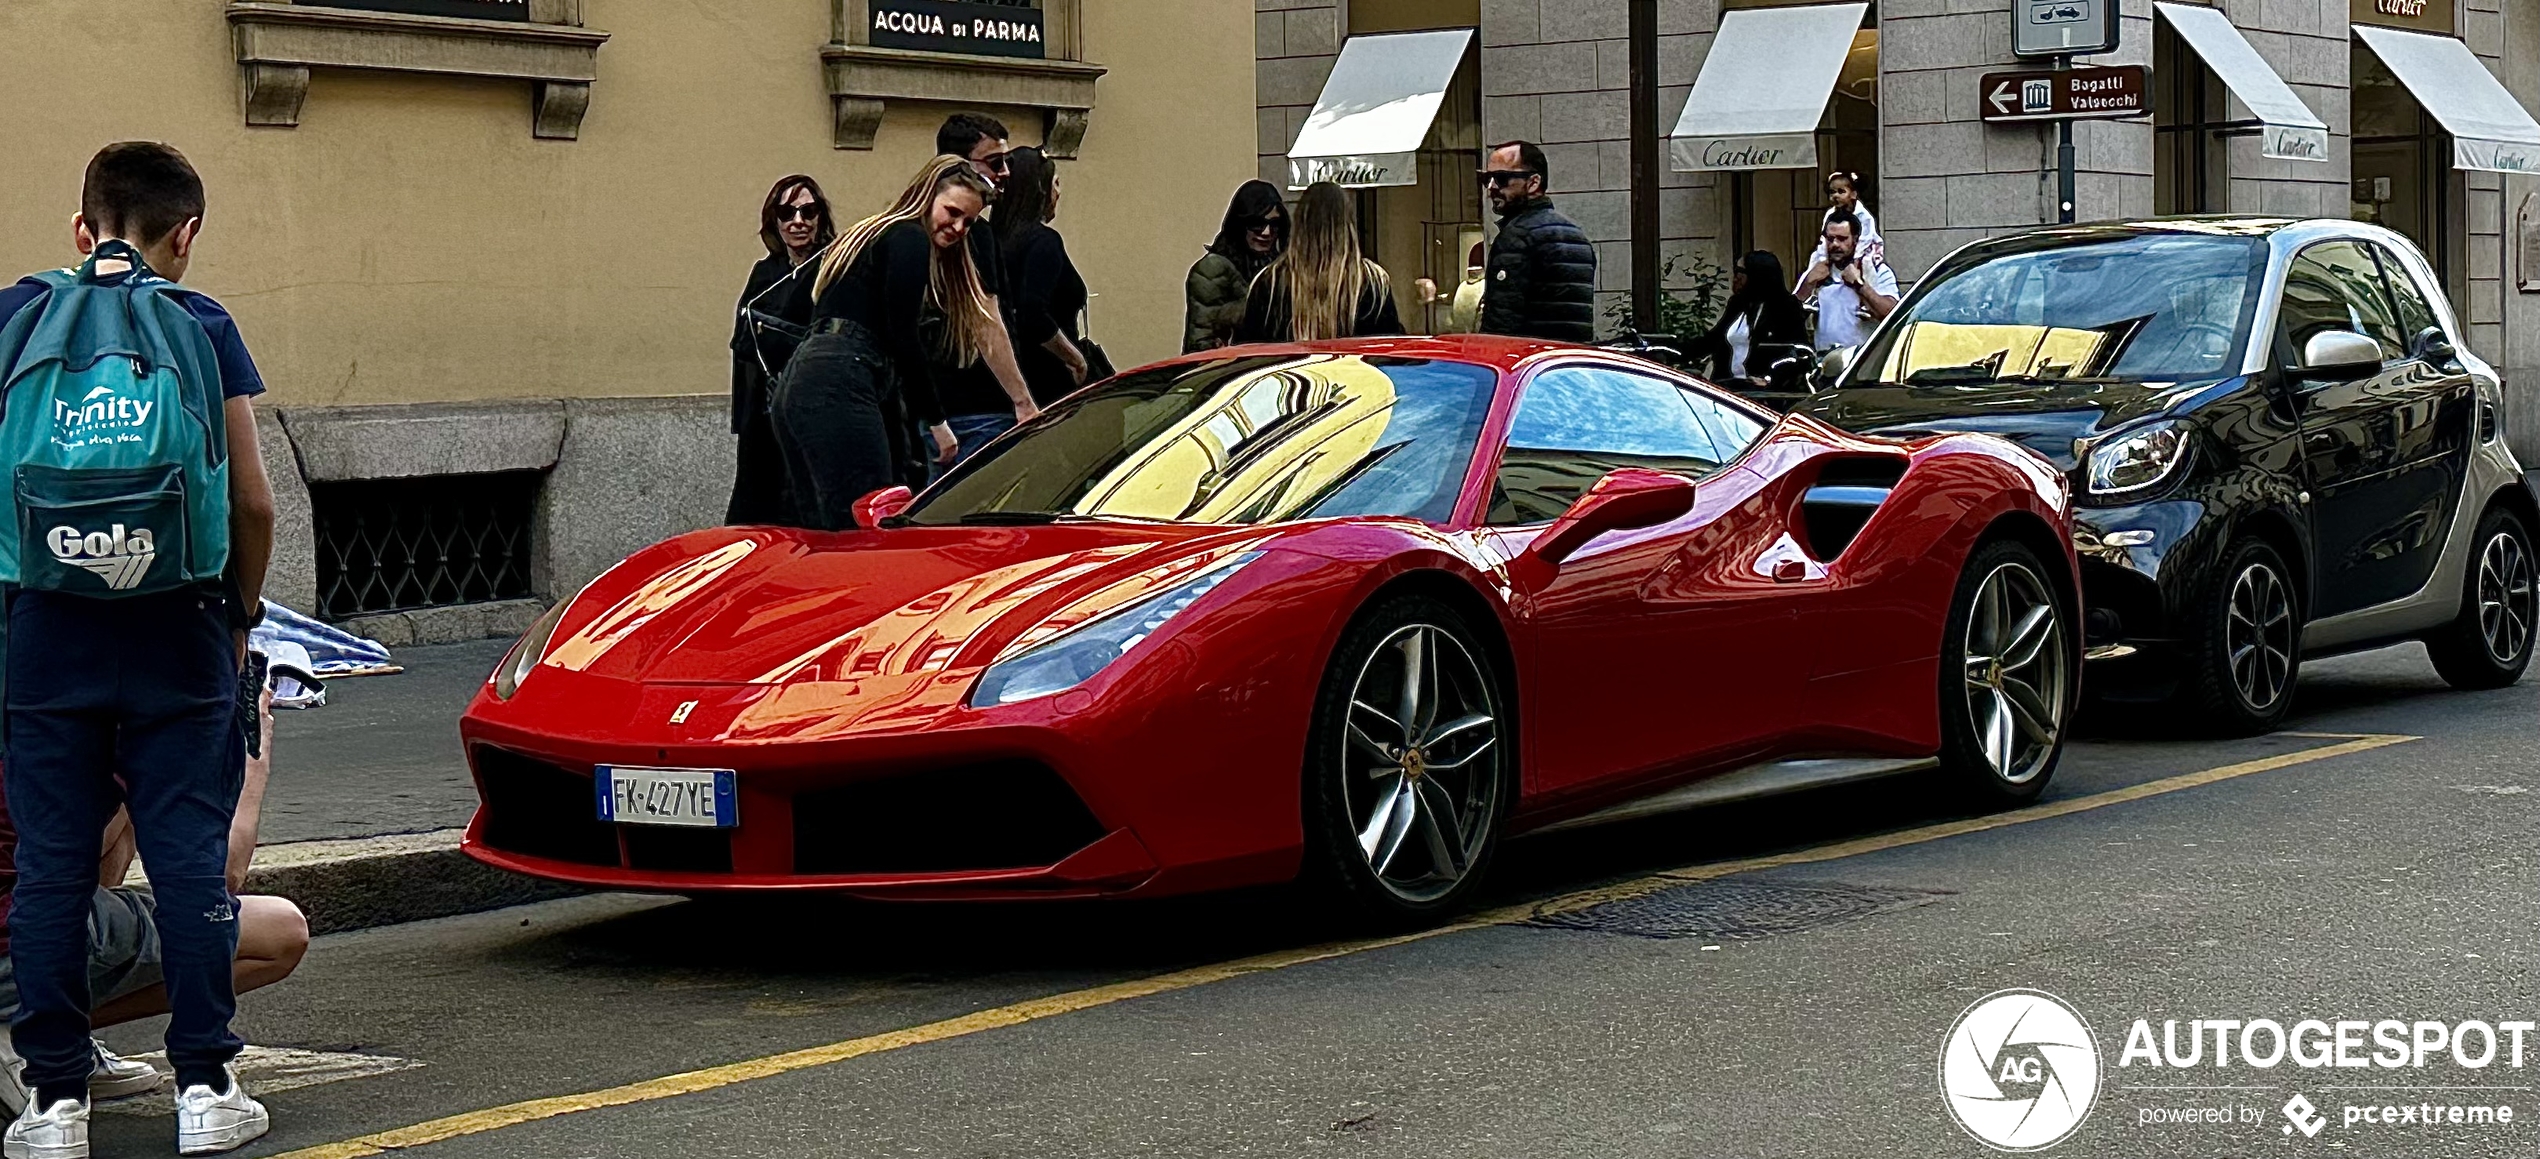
[1800,376,2241,471]
[537,524,1267,687]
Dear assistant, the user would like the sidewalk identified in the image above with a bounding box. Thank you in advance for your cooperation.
[248,637,578,933]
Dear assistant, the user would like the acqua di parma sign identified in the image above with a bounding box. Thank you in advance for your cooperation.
[870,0,1046,59]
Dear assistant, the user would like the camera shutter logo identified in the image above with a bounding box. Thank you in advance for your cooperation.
[1939,989,2102,1151]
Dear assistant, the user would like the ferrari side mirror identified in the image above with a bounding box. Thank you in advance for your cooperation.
[1522,468,1698,570]
[853,485,915,528]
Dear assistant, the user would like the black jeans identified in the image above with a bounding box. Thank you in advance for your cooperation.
[771,327,899,531]
[5,588,245,1095]
[724,401,791,526]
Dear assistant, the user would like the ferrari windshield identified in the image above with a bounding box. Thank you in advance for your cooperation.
[1853,233,2269,385]
[902,353,1500,527]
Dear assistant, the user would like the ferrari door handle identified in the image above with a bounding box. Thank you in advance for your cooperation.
[1772,559,1810,583]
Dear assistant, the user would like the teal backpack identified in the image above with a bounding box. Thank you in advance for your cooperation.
[0,241,229,597]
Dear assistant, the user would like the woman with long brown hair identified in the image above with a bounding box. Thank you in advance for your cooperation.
[772,156,1000,529]
[726,173,832,524]
[1234,181,1401,343]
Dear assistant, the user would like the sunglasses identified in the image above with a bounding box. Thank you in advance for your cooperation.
[976,151,1012,174]
[776,203,826,224]
[1246,217,1282,232]
[1481,169,1539,188]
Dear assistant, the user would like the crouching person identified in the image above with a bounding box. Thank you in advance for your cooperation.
[0,691,308,1156]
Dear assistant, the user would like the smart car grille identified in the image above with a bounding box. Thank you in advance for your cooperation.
[472,746,618,867]
[792,761,1105,875]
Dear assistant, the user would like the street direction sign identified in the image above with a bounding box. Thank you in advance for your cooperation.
[2014,0,2119,56]
[1978,66,2148,123]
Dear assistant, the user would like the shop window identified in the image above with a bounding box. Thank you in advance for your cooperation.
[2153,25,2228,214]
[2351,48,2453,288]
[312,470,541,619]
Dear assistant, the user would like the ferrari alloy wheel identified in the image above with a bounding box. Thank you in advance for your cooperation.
[1939,539,2074,804]
[2428,507,2537,690]
[1304,594,1509,924]
[2182,537,2301,735]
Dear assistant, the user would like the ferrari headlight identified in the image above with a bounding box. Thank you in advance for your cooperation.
[971,552,1263,708]
[491,598,572,700]
[2085,422,2191,496]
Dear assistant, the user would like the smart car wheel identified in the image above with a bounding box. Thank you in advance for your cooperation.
[1302,594,1509,925]
[2426,507,2536,691]
[1938,539,2073,805]
[2183,537,2300,735]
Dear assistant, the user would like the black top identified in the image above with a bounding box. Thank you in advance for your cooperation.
[728,252,812,433]
[1234,266,1404,343]
[1693,293,1810,381]
[937,226,1017,418]
[794,219,948,424]
[1003,221,1088,405]
[1480,196,1598,343]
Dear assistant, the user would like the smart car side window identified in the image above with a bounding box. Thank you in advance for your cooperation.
[1487,366,1725,526]
[2278,241,2406,361]
[2368,244,2442,350]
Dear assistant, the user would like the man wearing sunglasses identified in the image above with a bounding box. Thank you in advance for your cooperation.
[1478,140,1597,344]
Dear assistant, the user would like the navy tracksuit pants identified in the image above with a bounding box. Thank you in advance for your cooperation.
[4,588,244,1095]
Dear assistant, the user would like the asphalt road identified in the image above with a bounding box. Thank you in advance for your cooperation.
[93,642,2535,1159]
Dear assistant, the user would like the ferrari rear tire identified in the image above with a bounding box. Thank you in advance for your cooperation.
[2425,506,2536,690]
[1301,593,1511,927]
[2181,536,2301,735]
[1938,539,2075,806]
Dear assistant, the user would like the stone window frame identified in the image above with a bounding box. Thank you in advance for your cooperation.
[824,0,1105,158]
[226,0,610,139]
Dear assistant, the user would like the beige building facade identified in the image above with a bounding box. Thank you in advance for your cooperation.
[0,0,1256,639]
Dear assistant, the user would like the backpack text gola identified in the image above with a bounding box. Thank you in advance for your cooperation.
[0,241,230,596]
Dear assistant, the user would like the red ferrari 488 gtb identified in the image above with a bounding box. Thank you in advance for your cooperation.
[462,336,2079,921]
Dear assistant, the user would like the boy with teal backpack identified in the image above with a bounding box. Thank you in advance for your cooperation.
[0,142,277,1158]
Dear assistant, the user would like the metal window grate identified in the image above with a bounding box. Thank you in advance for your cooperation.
[312,471,540,619]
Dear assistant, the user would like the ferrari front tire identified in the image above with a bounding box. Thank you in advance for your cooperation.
[1938,539,2074,806]
[1301,594,1510,927]
[2425,506,2536,690]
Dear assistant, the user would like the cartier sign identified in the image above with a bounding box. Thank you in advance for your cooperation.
[2349,0,2454,38]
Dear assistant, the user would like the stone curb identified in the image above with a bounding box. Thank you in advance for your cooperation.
[138,829,584,936]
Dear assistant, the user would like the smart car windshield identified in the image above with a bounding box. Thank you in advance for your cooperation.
[902,353,1500,527]
[1854,233,2269,385]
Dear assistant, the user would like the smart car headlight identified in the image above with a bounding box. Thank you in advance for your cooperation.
[2085,422,2191,496]
[491,597,572,700]
[971,552,1263,708]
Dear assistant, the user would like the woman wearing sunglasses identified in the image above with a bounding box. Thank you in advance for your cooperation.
[727,174,833,525]
[1182,180,1287,352]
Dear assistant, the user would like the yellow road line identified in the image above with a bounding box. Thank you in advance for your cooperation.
[270,731,2416,1159]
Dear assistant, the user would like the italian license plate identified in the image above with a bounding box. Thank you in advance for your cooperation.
[595,766,737,828]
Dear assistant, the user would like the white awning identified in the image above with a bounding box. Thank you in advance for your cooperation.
[1668,3,1868,171]
[2353,25,2540,174]
[2153,3,2329,162]
[1285,29,1475,189]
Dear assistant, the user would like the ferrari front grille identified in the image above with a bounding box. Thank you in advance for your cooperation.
[792,761,1106,875]
[473,746,619,868]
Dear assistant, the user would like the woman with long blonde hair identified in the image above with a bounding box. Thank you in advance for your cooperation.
[1233,181,1402,343]
[772,155,999,529]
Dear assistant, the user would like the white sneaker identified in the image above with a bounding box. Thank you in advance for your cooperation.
[85,1043,161,1101]
[173,1065,267,1156]
[0,1038,27,1119]
[2,1096,87,1159]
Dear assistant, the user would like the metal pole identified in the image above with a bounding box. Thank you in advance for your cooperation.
[1629,0,1661,333]
[2054,55,2076,224]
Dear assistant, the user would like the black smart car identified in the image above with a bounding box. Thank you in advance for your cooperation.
[1802,217,2535,732]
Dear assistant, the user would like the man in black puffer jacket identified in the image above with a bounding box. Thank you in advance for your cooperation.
[1479,140,1598,343]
